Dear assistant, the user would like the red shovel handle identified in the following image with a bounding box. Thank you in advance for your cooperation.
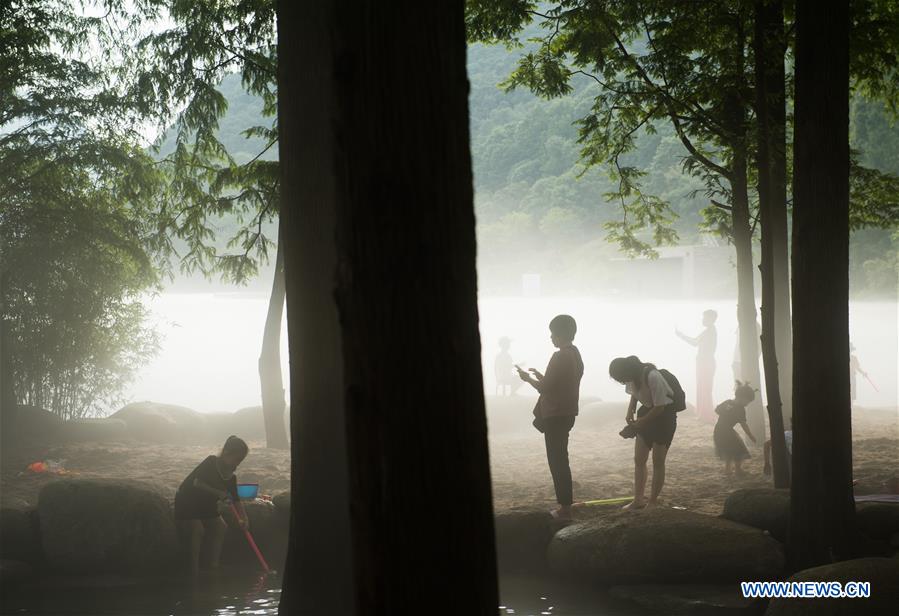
[229,501,271,572]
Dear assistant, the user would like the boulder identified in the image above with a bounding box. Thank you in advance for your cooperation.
[15,405,64,441]
[110,402,207,443]
[0,507,41,564]
[61,418,128,442]
[37,479,177,572]
[765,557,899,616]
[855,503,899,541]
[230,406,290,442]
[222,499,287,570]
[272,490,291,522]
[548,507,785,585]
[722,488,790,542]
[609,584,762,615]
[494,507,571,573]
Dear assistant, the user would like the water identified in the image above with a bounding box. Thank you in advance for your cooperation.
[125,293,897,414]
[0,571,281,616]
[2,572,634,616]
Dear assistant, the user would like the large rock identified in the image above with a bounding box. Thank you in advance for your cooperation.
[722,488,790,542]
[494,507,571,573]
[222,499,287,570]
[61,418,128,442]
[37,479,177,572]
[609,584,762,615]
[765,557,899,616]
[0,507,41,564]
[548,507,785,585]
[855,503,899,541]
[110,402,207,443]
[15,405,64,441]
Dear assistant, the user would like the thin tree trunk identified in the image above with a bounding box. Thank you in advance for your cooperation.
[0,294,17,451]
[767,0,793,427]
[277,1,498,612]
[258,221,289,450]
[726,16,765,444]
[753,0,790,489]
[732,154,765,443]
[790,0,855,570]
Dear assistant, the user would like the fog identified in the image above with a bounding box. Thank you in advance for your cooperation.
[126,288,898,413]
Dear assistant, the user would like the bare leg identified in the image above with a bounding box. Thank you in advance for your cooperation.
[725,459,733,475]
[203,516,228,569]
[735,459,745,477]
[624,436,650,510]
[649,443,669,504]
[181,520,204,577]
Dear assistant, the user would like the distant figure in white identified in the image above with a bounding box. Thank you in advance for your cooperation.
[494,336,522,396]
[676,309,718,424]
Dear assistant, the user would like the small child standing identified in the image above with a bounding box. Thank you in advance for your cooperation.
[713,382,757,477]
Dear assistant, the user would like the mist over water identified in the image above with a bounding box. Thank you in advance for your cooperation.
[125,292,897,414]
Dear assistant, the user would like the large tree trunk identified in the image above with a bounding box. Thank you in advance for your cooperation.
[789,0,855,570]
[753,0,790,489]
[277,1,498,613]
[258,221,289,450]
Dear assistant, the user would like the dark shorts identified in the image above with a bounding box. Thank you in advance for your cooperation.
[173,490,220,521]
[635,405,677,449]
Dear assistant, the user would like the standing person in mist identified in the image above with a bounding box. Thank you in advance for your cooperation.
[495,336,522,396]
[518,315,584,520]
[676,309,718,424]
[610,356,677,510]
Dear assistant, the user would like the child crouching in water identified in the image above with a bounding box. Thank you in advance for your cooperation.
[713,382,757,477]
[174,435,250,576]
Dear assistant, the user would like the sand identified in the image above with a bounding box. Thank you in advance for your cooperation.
[2,398,896,517]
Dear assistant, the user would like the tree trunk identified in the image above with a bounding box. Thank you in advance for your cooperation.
[0,268,16,452]
[753,0,790,489]
[767,0,793,428]
[277,1,498,613]
[731,153,765,444]
[726,17,765,444]
[258,221,289,450]
[790,0,855,570]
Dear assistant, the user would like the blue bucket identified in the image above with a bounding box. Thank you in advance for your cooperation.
[237,483,259,499]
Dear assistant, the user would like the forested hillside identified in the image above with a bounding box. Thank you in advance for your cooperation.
[188,42,897,296]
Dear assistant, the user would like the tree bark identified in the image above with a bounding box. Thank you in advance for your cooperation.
[258,221,289,450]
[726,16,765,444]
[0,268,16,452]
[277,1,498,613]
[753,0,790,489]
[790,0,855,570]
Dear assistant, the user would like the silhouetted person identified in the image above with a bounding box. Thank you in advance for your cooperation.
[849,342,868,404]
[713,381,757,477]
[174,435,250,577]
[676,309,718,424]
[610,356,676,510]
[518,315,583,520]
[494,336,522,396]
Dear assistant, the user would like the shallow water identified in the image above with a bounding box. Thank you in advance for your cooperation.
[2,572,638,616]
[1,570,281,616]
